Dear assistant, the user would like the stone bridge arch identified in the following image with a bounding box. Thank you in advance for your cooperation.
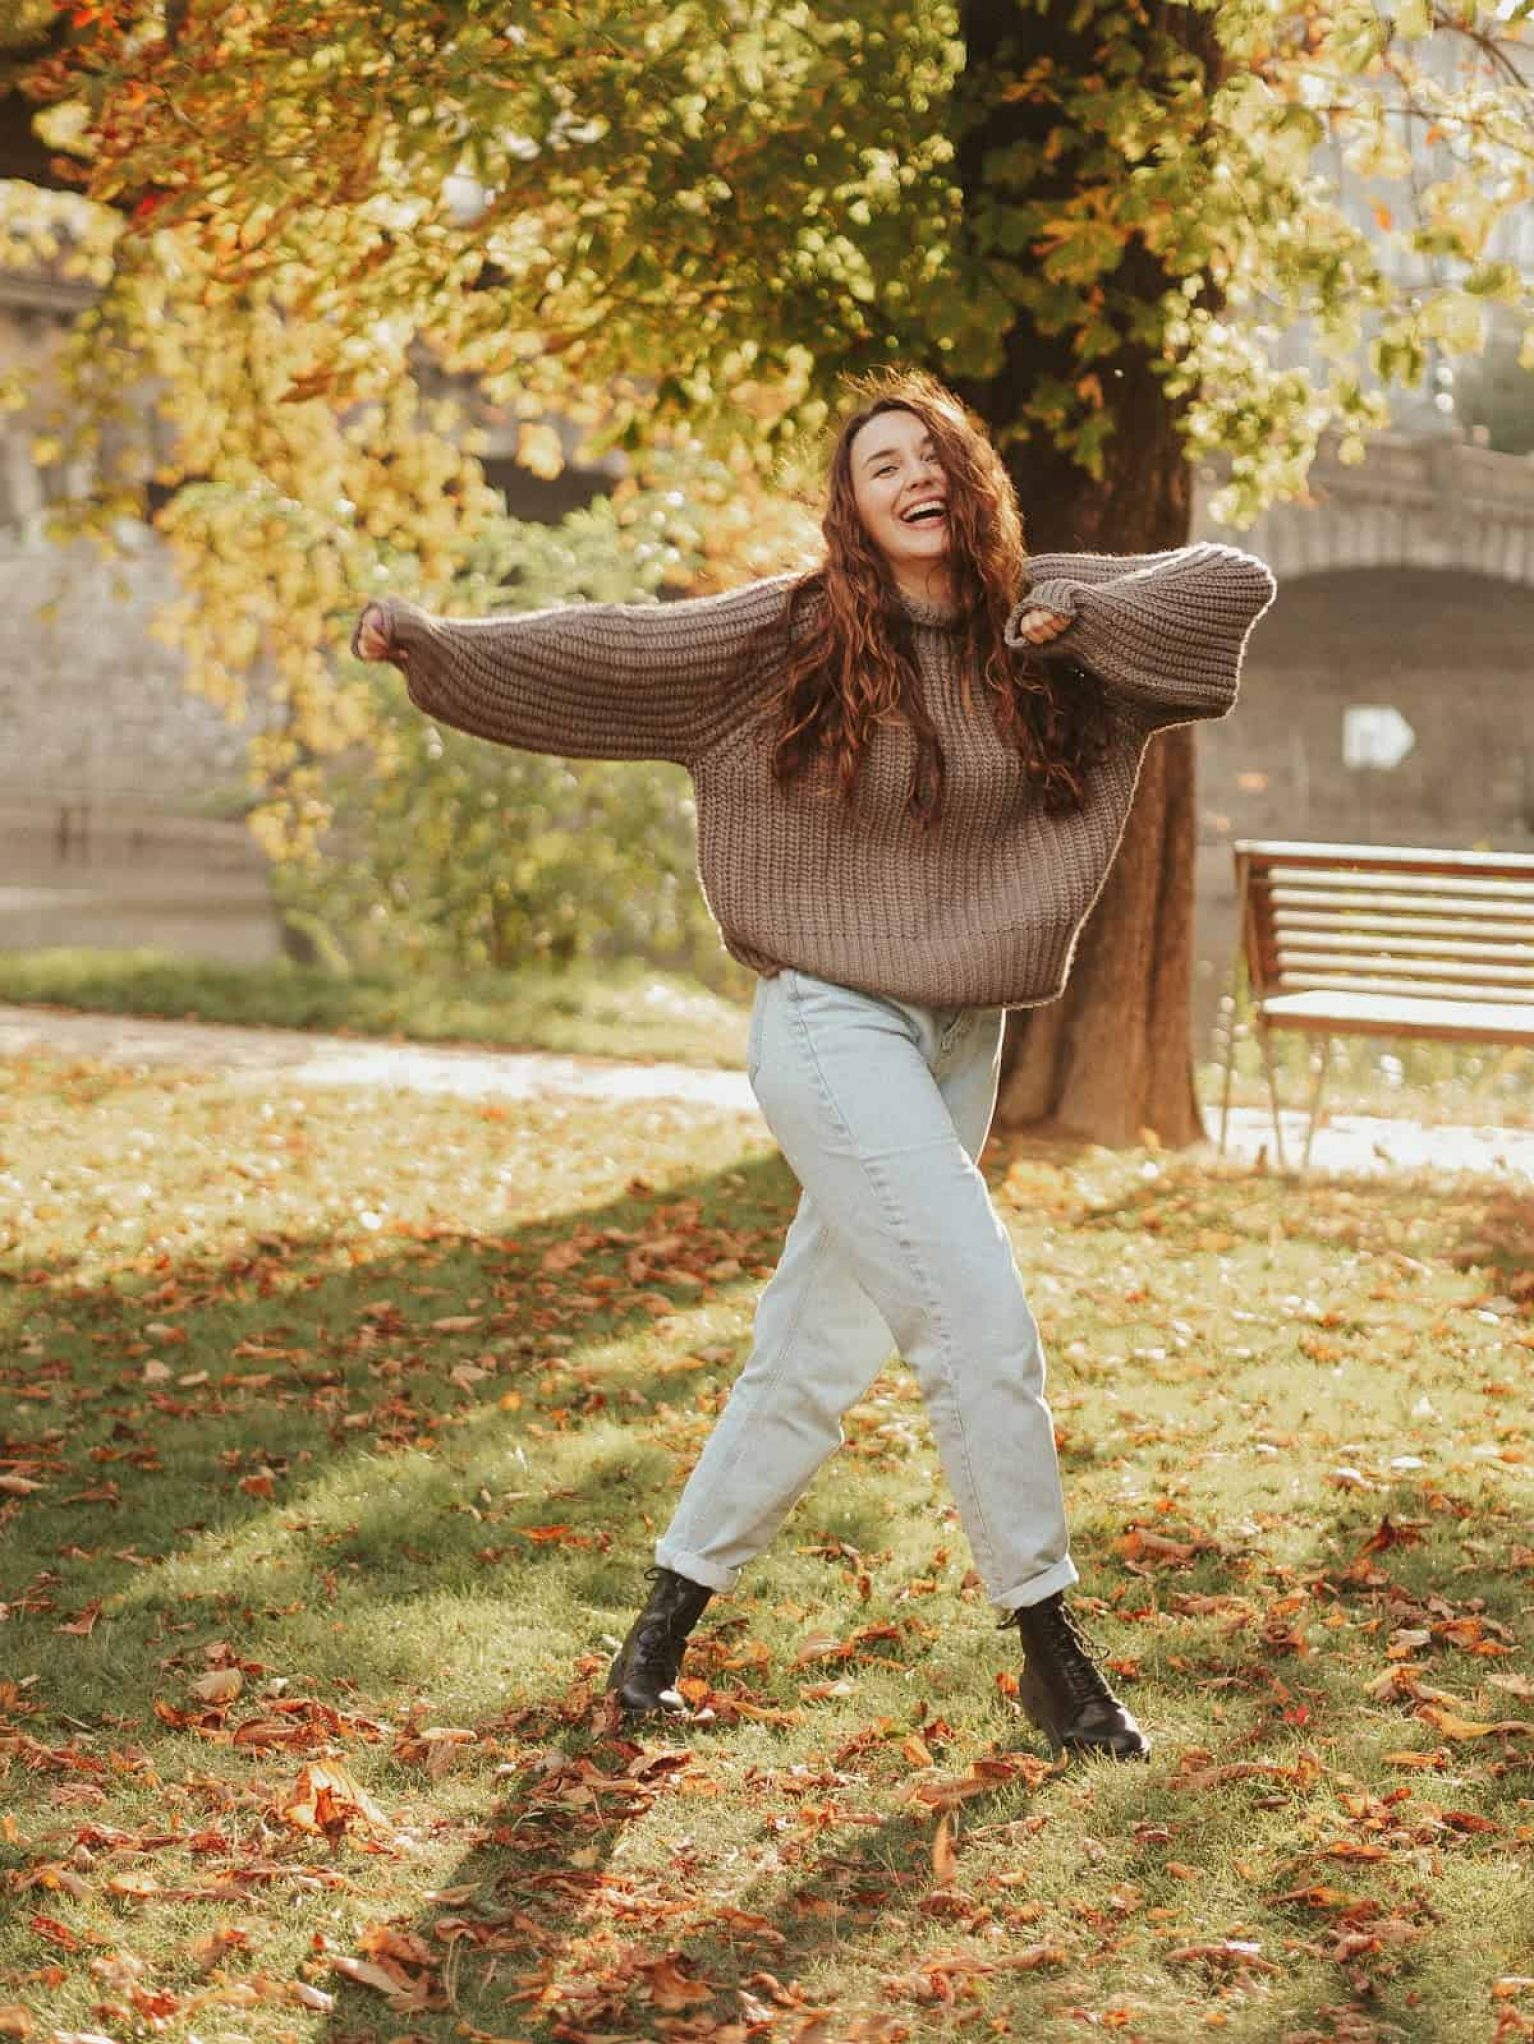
[1202,430,1534,590]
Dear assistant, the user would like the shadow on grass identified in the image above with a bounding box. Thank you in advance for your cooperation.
[311,1455,1534,2043]
[1,1143,809,1702]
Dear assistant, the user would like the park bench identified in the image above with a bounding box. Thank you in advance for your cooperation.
[1215,839,1534,1172]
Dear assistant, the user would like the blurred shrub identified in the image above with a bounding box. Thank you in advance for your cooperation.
[277,482,761,998]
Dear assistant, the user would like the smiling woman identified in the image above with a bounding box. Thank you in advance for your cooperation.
[748,370,1116,831]
[349,363,1275,1763]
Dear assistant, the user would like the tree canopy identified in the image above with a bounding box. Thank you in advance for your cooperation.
[1,0,1531,966]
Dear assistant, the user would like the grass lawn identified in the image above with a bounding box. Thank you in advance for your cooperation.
[0,951,753,1072]
[2,1048,1533,2043]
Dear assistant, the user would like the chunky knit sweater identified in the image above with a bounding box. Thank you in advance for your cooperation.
[358,542,1276,1010]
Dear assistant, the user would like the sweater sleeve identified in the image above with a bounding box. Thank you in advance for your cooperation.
[354,571,800,770]
[1003,542,1277,729]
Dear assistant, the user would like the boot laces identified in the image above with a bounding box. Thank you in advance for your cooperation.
[1001,1598,1113,1707]
[1042,1601,1112,1706]
[632,1566,698,1667]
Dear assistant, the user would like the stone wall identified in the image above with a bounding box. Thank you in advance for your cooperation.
[0,531,253,816]
[1199,564,1534,853]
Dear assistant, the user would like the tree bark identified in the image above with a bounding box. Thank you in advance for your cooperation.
[948,0,1223,1146]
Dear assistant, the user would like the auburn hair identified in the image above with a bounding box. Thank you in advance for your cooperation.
[738,367,1113,828]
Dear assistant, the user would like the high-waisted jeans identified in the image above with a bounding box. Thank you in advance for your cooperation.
[653,966,1079,1614]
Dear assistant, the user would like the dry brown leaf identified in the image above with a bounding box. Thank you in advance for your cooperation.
[1003,1943,1070,1971]
[188,1927,250,1972]
[1271,1884,1381,1914]
[1417,1704,1533,1741]
[792,1633,849,1666]
[278,1760,390,1837]
[931,1814,957,1886]
[1116,1528,1200,1565]
[358,1923,435,1969]
[714,1906,786,1945]
[190,1667,243,1704]
[0,2009,32,2038]
[1173,1758,1312,1793]
[637,1956,715,2010]
[1166,1939,1279,1974]
[231,1716,303,1748]
[329,1954,427,2004]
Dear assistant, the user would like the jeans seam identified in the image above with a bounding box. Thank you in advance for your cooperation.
[785,990,1003,1584]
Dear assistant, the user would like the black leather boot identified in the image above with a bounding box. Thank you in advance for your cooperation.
[606,1565,714,1716]
[999,1592,1150,1761]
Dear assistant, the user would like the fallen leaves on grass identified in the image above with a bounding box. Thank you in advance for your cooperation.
[277,1761,393,1841]
[635,1954,715,2010]
[887,1944,1070,2006]
[1165,1938,1279,1976]
[1171,1750,1323,1795]
[330,1922,438,2009]
[1416,1703,1534,1741]
[905,1752,1055,1811]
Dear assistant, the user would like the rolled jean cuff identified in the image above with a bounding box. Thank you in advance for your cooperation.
[653,1541,737,1597]
[990,1552,1080,1614]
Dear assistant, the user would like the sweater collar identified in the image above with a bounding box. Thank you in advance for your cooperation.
[893,584,963,631]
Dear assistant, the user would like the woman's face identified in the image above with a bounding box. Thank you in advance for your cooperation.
[848,408,950,576]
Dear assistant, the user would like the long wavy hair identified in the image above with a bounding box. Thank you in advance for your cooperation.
[743,368,1113,829]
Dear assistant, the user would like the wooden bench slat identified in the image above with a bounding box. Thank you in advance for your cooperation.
[1276,932,1534,967]
[1271,894,1534,929]
[1238,839,1534,879]
[1261,871,1534,905]
[1260,987,1534,1044]
[1276,949,1534,988]
[1274,973,1534,1007]
[1277,911,1534,943]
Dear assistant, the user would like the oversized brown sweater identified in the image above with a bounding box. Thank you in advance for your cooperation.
[359,542,1276,1010]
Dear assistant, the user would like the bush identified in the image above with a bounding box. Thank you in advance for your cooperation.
[280,482,757,998]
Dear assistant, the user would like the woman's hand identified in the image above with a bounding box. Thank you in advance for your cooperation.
[1013,605,1073,646]
[351,600,403,664]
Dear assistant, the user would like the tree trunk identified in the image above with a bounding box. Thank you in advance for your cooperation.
[948,0,1224,1147]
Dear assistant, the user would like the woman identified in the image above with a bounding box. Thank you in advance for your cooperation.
[351,367,1276,1763]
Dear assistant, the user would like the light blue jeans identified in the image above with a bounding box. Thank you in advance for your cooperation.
[654,966,1079,1613]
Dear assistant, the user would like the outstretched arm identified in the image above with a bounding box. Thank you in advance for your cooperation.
[1004,542,1278,729]
[350,572,800,770]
